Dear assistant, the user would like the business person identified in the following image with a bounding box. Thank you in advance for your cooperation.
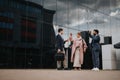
[71,32,87,70]
[56,28,68,70]
[89,29,100,71]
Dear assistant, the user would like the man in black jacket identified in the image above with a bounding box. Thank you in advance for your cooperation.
[56,28,68,70]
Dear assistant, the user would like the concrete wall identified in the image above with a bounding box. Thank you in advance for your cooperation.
[102,45,120,70]
[116,49,120,69]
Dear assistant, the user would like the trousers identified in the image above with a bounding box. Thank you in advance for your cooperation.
[92,47,100,68]
[57,49,68,68]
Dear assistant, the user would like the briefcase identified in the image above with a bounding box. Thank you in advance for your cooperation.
[55,52,65,61]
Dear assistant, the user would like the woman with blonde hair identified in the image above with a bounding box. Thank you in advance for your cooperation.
[71,32,87,70]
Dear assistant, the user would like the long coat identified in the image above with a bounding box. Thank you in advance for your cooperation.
[71,37,87,64]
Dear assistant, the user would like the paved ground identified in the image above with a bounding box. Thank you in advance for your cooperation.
[0,69,120,80]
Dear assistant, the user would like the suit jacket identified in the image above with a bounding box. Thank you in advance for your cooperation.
[56,34,64,51]
[89,34,100,50]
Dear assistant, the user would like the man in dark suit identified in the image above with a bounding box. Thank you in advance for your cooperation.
[89,29,100,71]
[56,28,68,70]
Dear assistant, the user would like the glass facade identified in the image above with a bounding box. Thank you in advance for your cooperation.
[0,0,41,16]
[28,0,120,44]
[27,0,120,69]
[0,12,14,41]
[0,0,56,69]
[0,0,120,69]
[21,16,37,43]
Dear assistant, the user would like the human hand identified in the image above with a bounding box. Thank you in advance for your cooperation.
[83,48,86,53]
[66,39,69,42]
[57,49,61,53]
[89,31,91,34]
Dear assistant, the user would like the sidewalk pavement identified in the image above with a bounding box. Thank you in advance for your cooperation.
[0,69,120,80]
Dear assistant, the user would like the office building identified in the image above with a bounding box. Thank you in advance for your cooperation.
[0,0,56,68]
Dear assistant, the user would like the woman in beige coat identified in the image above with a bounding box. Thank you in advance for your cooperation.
[71,32,87,70]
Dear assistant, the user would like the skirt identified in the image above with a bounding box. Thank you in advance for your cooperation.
[73,48,81,67]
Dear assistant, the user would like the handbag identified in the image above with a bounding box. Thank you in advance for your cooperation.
[55,52,65,61]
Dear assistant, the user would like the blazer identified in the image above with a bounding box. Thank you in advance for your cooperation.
[89,34,100,50]
[56,34,64,51]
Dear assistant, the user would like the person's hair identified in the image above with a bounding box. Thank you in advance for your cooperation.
[70,33,72,35]
[77,32,81,36]
[58,28,63,33]
[94,29,99,34]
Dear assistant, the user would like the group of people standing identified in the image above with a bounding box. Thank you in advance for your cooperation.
[56,28,100,71]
